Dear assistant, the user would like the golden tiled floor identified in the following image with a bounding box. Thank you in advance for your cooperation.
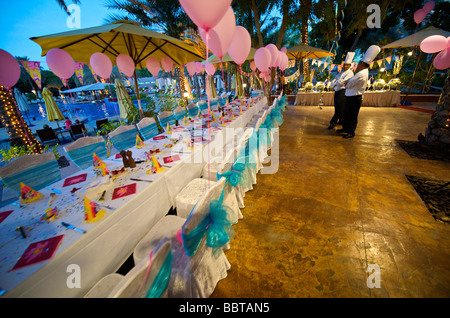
[211,105,450,298]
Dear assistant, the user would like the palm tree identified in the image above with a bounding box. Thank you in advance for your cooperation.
[55,0,81,14]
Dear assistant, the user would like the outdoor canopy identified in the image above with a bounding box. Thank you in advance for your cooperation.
[381,26,450,49]
[60,82,109,94]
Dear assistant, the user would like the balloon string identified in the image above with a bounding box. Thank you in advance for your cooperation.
[206,31,211,191]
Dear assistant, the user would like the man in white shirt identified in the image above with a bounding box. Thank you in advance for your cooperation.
[338,45,381,138]
[328,52,354,129]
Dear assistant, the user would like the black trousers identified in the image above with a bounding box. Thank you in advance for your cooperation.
[342,95,363,135]
[330,89,346,125]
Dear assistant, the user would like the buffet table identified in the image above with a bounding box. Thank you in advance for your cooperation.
[0,96,267,298]
[294,90,401,107]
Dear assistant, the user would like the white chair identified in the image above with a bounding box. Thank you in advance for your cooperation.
[174,177,216,219]
[133,177,237,298]
[84,238,172,298]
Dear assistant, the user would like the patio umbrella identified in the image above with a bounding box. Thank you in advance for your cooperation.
[208,76,217,99]
[42,87,65,141]
[14,88,33,126]
[114,78,133,121]
[286,44,334,60]
[30,21,205,117]
[381,26,450,104]
[381,26,450,49]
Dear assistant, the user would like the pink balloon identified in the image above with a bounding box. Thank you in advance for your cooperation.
[254,47,271,72]
[423,1,435,14]
[227,26,251,65]
[205,62,216,75]
[265,43,278,67]
[179,0,232,31]
[199,7,235,58]
[259,71,266,79]
[145,57,160,78]
[420,35,448,53]
[414,9,427,24]
[264,75,270,82]
[280,47,287,53]
[274,51,283,68]
[195,61,203,74]
[186,61,197,76]
[46,48,75,80]
[433,47,450,70]
[116,53,135,77]
[250,61,256,72]
[161,56,174,72]
[0,49,21,88]
[90,52,112,79]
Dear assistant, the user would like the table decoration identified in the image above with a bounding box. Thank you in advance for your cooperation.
[20,183,42,204]
[40,207,58,222]
[146,156,164,174]
[111,183,137,200]
[163,155,180,164]
[10,235,65,271]
[63,173,88,187]
[0,210,14,224]
[83,196,106,222]
[136,134,145,148]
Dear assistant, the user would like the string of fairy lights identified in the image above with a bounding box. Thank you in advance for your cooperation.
[0,85,42,154]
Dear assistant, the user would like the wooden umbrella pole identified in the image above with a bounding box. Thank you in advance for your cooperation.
[133,69,144,119]
[402,49,422,104]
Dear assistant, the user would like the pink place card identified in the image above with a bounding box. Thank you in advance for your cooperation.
[63,173,88,187]
[193,137,208,143]
[115,153,122,159]
[10,235,65,271]
[163,155,180,164]
[112,183,137,200]
[153,135,166,141]
[0,210,13,224]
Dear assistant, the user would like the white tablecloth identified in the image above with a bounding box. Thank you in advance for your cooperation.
[0,96,267,298]
[294,91,400,107]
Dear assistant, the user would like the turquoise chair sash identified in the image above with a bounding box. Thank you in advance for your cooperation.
[198,102,208,111]
[2,159,61,194]
[66,142,108,170]
[188,105,199,117]
[159,114,176,127]
[139,122,159,140]
[111,128,138,151]
[174,110,188,121]
[146,250,173,298]
[181,188,235,257]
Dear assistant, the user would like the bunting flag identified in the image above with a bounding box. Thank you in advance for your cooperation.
[317,60,323,68]
[136,134,145,148]
[287,60,296,69]
[88,64,98,82]
[376,59,383,67]
[337,65,343,73]
[20,61,42,89]
[183,116,189,125]
[385,56,392,64]
[370,62,374,69]
[74,62,84,85]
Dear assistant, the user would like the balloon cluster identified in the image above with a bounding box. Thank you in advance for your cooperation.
[420,35,450,70]
[414,1,434,24]
[254,45,289,82]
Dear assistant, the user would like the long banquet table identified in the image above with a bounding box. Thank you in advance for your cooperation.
[0,96,268,298]
[294,90,400,107]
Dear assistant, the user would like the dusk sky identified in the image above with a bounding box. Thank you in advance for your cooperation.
[0,0,114,69]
